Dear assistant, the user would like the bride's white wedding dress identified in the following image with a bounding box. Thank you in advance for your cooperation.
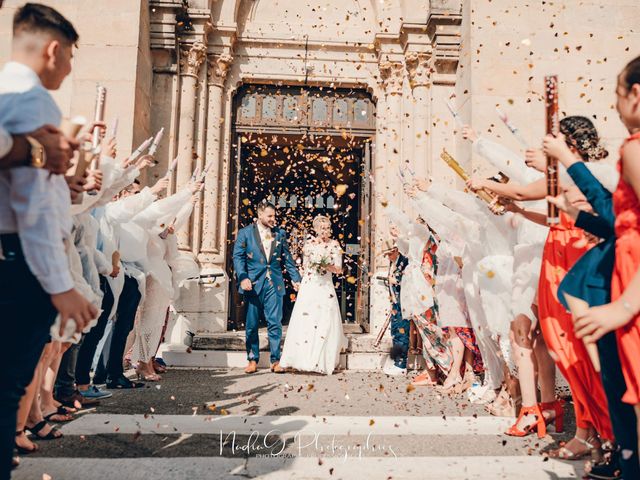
[279,239,348,375]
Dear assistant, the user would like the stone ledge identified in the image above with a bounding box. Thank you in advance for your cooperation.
[192,330,393,353]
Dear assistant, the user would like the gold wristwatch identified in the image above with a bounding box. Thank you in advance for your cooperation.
[25,135,46,168]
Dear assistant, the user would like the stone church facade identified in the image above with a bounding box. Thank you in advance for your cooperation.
[1,0,638,366]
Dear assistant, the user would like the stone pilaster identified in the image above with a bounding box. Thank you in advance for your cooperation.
[175,41,206,249]
[406,52,434,177]
[199,53,233,263]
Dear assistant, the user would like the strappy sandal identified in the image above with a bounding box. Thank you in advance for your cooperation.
[549,435,599,460]
[56,404,77,415]
[15,430,38,454]
[44,410,74,423]
[26,420,63,440]
[506,404,547,438]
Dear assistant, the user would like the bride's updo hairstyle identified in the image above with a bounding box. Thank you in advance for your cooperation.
[312,215,331,235]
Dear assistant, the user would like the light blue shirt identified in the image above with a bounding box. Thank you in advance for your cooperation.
[0,61,74,294]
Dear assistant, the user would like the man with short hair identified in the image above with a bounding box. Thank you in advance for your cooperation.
[0,4,97,477]
[233,201,301,374]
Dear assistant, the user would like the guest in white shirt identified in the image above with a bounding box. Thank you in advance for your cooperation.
[0,4,97,473]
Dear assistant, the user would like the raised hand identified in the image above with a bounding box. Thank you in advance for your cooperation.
[465,176,486,191]
[151,177,170,195]
[65,174,86,202]
[546,193,579,219]
[524,148,546,172]
[29,124,74,174]
[101,136,117,159]
[542,133,575,166]
[84,169,103,192]
[461,125,478,142]
[135,153,155,171]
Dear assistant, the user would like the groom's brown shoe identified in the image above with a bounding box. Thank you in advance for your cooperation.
[244,361,258,374]
[270,362,285,374]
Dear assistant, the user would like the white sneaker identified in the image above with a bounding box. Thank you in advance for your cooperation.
[467,383,488,402]
[383,356,407,376]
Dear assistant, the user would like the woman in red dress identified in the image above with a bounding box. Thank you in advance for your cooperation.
[575,55,640,458]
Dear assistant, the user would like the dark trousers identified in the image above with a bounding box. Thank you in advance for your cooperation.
[75,277,113,385]
[54,341,81,398]
[390,305,410,369]
[95,275,141,380]
[597,331,640,479]
[0,234,56,480]
[245,281,283,363]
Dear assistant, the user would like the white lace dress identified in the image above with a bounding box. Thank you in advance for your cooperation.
[279,240,348,375]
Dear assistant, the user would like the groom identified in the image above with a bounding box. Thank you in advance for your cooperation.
[232,201,301,374]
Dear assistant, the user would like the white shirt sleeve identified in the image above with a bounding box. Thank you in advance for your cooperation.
[473,136,529,184]
[0,127,13,159]
[104,187,156,224]
[10,167,73,294]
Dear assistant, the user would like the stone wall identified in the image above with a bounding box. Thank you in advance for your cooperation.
[456,0,639,179]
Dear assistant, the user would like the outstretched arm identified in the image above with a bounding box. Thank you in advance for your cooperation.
[469,176,547,201]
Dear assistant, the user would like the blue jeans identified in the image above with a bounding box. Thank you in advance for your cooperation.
[245,280,283,363]
[390,304,410,369]
[0,235,56,480]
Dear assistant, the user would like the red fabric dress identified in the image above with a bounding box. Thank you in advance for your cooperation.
[538,212,613,439]
[612,131,640,405]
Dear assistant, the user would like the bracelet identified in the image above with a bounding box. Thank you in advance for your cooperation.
[621,300,637,318]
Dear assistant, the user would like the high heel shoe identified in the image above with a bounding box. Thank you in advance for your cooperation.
[539,399,565,433]
[505,404,547,438]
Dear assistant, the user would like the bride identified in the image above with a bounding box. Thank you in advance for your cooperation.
[279,215,348,375]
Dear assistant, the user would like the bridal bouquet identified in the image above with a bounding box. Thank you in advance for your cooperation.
[307,251,333,274]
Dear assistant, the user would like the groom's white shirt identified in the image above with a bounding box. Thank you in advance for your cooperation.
[257,222,273,259]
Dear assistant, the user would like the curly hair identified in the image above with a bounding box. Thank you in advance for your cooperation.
[559,116,608,162]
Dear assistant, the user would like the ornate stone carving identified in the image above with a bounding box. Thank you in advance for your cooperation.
[378,61,404,96]
[405,52,434,89]
[207,53,233,87]
[179,42,207,77]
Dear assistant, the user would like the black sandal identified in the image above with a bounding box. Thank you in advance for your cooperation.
[43,410,74,423]
[56,405,76,415]
[26,420,63,440]
[15,430,38,454]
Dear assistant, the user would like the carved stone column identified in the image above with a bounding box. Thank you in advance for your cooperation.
[406,52,434,177]
[176,41,206,248]
[378,60,404,206]
[199,53,233,264]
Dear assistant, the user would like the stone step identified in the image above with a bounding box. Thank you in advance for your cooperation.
[160,348,426,371]
[160,327,425,370]
[192,328,392,353]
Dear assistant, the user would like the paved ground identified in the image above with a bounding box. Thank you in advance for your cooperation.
[14,369,586,480]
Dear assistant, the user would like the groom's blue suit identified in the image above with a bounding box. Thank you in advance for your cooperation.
[232,222,301,363]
